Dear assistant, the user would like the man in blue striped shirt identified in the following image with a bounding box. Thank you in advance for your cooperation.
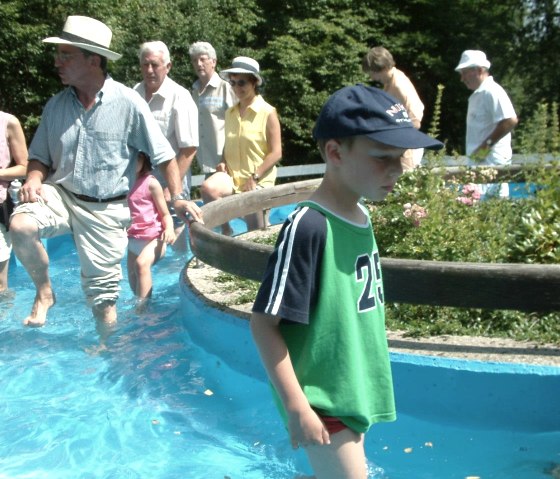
[10,16,202,332]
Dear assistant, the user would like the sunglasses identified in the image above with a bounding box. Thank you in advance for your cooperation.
[229,79,250,87]
[53,52,82,63]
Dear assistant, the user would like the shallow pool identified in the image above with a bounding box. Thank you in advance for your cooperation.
[1,217,559,478]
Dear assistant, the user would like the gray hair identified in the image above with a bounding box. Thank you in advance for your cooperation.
[138,41,171,64]
[188,41,217,60]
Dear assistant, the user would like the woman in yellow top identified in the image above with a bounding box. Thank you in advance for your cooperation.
[200,56,282,234]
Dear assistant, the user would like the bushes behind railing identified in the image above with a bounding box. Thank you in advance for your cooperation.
[189,161,560,343]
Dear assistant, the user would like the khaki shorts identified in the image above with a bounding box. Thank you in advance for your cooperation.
[12,184,130,306]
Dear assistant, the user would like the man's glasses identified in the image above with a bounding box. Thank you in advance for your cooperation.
[53,52,81,63]
[229,79,249,87]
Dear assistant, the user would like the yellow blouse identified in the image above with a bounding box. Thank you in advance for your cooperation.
[224,95,277,192]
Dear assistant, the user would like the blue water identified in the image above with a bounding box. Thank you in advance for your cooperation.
[1,210,559,478]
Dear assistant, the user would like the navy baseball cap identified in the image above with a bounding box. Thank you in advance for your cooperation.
[313,84,444,150]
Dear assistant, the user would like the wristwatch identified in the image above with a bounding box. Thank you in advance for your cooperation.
[170,192,187,202]
[252,172,260,181]
[485,138,494,147]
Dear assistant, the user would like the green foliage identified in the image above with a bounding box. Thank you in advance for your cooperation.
[214,271,260,305]
[264,2,398,163]
[517,101,560,155]
[1,0,560,159]
[366,162,560,343]
[385,305,560,344]
[507,162,560,263]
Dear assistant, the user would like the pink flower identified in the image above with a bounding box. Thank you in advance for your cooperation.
[403,203,427,226]
[457,183,481,206]
[456,196,474,206]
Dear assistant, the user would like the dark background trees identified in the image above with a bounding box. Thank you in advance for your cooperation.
[1,0,558,164]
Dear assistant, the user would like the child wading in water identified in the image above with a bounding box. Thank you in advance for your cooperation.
[127,152,176,301]
[250,85,443,478]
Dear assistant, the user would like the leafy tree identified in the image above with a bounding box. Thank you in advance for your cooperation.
[1,0,559,160]
[261,1,399,163]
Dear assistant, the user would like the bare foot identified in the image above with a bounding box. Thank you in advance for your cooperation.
[23,292,56,327]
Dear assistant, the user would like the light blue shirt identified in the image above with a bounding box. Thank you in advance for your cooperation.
[29,77,175,199]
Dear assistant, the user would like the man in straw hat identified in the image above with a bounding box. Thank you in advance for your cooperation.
[10,16,202,332]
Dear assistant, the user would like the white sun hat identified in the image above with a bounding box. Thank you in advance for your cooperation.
[455,50,491,71]
[43,15,122,61]
[220,56,263,86]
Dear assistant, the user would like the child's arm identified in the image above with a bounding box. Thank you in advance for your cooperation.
[250,311,330,449]
[149,177,176,245]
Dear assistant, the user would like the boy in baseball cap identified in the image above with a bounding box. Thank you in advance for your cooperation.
[251,84,442,478]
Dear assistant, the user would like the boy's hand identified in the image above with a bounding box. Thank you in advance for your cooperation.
[287,407,331,449]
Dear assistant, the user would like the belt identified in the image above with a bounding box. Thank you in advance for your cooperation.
[73,192,127,203]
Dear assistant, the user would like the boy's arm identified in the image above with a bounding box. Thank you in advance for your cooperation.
[250,311,330,449]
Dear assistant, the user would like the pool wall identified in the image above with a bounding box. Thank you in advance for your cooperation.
[179,267,560,434]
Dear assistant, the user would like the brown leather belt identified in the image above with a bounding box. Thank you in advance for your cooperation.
[73,192,127,203]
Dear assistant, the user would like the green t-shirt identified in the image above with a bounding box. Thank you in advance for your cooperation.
[253,201,396,433]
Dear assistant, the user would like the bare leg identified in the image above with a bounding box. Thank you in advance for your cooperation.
[200,172,235,235]
[171,223,187,252]
[93,300,117,348]
[305,429,367,479]
[221,222,233,236]
[127,250,138,295]
[0,259,8,292]
[10,213,56,327]
[244,210,267,232]
[133,239,166,299]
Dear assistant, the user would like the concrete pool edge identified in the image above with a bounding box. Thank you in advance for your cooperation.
[180,261,560,432]
[184,256,560,368]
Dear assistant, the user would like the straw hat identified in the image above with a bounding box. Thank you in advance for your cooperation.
[43,15,122,61]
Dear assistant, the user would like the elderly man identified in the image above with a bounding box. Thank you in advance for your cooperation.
[134,41,198,199]
[455,50,518,166]
[189,41,236,174]
[10,16,202,329]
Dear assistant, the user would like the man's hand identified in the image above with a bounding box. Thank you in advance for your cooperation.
[20,176,47,203]
[174,199,203,224]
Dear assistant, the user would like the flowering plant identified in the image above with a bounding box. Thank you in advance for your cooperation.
[366,156,560,342]
[456,183,482,205]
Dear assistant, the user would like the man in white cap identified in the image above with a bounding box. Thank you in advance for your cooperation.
[10,16,202,331]
[455,49,518,167]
